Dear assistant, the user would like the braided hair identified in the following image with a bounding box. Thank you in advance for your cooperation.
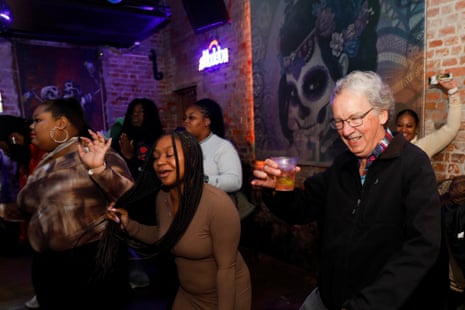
[136,130,204,252]
[95,131,204,276]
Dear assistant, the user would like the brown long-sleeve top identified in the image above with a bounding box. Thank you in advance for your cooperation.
[125,184,252,310]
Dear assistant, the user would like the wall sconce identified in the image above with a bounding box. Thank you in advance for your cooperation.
[0,0,12,32]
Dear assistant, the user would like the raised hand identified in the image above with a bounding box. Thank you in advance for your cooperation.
[437,74,458,94]
[119,133,134,159]
[78,129,112,171]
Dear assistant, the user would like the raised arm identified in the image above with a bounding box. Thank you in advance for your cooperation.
[416,78,462,158]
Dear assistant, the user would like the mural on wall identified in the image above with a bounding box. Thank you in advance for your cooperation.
[252,0,425,165]
[14,42,106,131]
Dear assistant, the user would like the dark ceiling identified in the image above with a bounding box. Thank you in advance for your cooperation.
[1,0,171,48]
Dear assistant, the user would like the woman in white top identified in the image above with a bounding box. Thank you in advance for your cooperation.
[183,98,242,193]
[396,77,462,158]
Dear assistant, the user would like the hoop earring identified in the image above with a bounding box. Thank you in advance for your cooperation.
[49,126,69,144]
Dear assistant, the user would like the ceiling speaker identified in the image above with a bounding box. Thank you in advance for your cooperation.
[182,0,229,32]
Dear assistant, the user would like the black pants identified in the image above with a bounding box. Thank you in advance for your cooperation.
[32,241,129,310]
[448,288,465,310]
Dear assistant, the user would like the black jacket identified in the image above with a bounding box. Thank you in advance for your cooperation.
[264,134,448,310]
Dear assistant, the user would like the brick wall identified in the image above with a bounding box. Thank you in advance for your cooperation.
[100,33,168,131]
[427,0,465,180]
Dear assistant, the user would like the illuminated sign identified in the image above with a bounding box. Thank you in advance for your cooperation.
[198,39,229,71]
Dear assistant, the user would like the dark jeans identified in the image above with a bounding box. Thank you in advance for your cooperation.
[32,241,129,310]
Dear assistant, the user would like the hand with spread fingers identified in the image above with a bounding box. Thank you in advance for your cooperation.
[78,130,112,171]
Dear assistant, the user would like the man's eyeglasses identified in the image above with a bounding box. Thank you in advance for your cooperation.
[329,107,374,130]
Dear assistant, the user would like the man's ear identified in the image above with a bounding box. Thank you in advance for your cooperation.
[379,109,389,126]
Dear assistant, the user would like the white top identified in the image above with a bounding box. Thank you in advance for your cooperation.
[200,133,242,193]
[413,92,462,158]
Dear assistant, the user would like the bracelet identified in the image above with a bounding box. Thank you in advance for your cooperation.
[88,162,106,175]
[448,87,458,95]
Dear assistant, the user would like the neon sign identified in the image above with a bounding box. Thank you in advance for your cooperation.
[198,39,229,71]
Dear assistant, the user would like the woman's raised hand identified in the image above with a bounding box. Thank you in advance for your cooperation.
[78,130,112,170]
[437,75,457,93]
[118,133,134,160]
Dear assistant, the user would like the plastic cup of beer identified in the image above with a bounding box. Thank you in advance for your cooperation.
[271,156,298,191]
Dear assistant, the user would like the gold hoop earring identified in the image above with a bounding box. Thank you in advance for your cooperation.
[49,127,69,144]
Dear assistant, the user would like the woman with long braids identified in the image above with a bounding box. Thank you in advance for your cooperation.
[106,131,252,309]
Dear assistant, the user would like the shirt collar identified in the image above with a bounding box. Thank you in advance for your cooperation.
[359,128,393,184]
